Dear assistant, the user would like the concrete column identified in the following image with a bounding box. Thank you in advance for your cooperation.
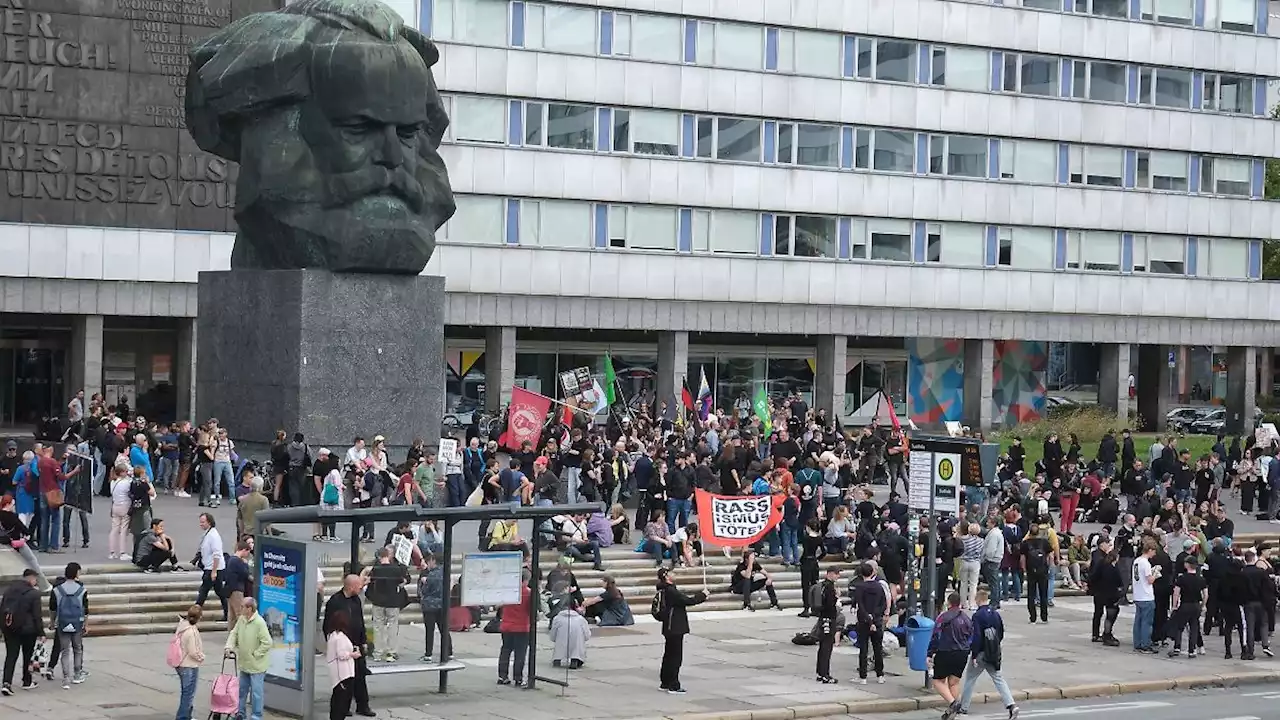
[814,335,848,419]
[1136,345,1171,432]
[656,331,689,406]
[484,326,516,413]
[1260,348,1276,398]
[69,314,104,405]
[1226,346,1258,436]
[176,318,197,422]
[1097,343,1132,424]
[962,339,994,431]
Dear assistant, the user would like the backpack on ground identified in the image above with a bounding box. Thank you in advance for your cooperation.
[982,625,1003,669]
[54,584,86,634]
[650,589,666,622]
[166,626,189,668]
[791,632,817,646]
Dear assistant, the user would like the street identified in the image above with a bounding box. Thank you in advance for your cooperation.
[886,690,1280,720]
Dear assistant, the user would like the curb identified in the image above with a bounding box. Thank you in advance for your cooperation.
[663,671,1280,720]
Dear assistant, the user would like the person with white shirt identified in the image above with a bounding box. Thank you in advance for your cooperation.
[1132,539,1159,653]
[320,466,345,542]
[344,437,368,470]
[194,513,228,622]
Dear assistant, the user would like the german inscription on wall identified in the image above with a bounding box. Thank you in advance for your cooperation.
[0,0,279,231]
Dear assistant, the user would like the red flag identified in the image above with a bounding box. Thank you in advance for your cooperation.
[499,387,553,451]
[884,392,902,433]
[681,387,694,411]
[693,489,785,548]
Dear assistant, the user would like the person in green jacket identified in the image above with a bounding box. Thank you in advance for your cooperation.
[224,596,273,720]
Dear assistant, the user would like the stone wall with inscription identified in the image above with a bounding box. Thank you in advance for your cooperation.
[0,0,279,231]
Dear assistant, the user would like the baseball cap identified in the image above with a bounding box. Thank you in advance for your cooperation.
[4,440,16,450]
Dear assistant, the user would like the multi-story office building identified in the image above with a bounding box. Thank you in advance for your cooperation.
[2,0,1278,432]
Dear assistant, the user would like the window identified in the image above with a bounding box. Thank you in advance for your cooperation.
[872,130,914,172]
[939,223,985,267]
[699,22,764,70]
[624,110,679,157]
[997,227,1056,269]
[998,140,1057,183]
[524,102,544,145]
[776,29,841,76]
[791,123,839,168]
[709,210,759,254]
[1135,150,1189,191]
[929,135,987,178]
[1072,0,1130,17]
[1132,234,1186,274]
[695,117,714,159]
[1138,67,1192,108]
[525,4,597,55]
[443,196,504,244]
[1140,0,1194,23]
[1068,146,1123,187]
[1066,230,1121,271]
[856,38,918,83]
[611,110,629,152]
[926,223,942,263]
[1071,60,1127,103]
[933,46,989,91]
[432,0,508,45]
[1003,54,1060,96]
[1205,0,1259,32]
[519,199,593,248]
[1200,157,1251,196]
[716,118,762,162]
[1018,0,1061,8]
[1203,74,1254,114]
[774,215,837,258]
[854,128,871,169]
[608,205,678,250]
[452,96,506,144]
[868,220,912,262]
[691,209,712,252]
[1205,237,1249,278]
[623,15,683,63]
[545,104,594,150]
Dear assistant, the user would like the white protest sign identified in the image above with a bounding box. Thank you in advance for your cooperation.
[696,490,781,547]
[391,534,413,567]
[438,438,460,466]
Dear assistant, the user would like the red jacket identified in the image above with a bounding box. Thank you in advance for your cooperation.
[499,586,532,633]
[36,456,64,494]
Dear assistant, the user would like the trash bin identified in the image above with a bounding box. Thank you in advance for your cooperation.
[905,615,935,672]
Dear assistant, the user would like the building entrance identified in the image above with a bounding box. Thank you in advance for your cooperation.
[0,346,67,426]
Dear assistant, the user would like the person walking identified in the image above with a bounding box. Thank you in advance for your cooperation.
[324,574,375,717]
[943,603,1020,720]
[222,541,253,632]
[981,516,1006,609]
[928,593,973,709]
[1167,555,1207,658]
[1088,544,1124,647]
[417,554,449,662]
[49,561,88,689]
[1020,526,1052,623]
[813,567,840,684]
[194,513,228,622]
[958,523,984,610]
[172,605,205,720]
[1132,538,1160,653]
[325,610,360,720]
[1241,548,1274,659]
[656,567,706,694]
[496,571,532,686]
[850,562,888,685]
[0,569,43,695]
[224,596,272,720]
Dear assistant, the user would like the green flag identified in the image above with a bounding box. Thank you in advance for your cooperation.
[752,385,772,435]
[603,354,617,404]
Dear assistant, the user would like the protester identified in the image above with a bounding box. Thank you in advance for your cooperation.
[851,562,889,684]
[813,566,840,684]
[1,569,44,694]
[656,567,707,694]
[550,599,591,669]
[1167,554,1207,658]
[582,576,634,627]
[496,569,532,686]
[733,548,781,611]
[324,574,375,717]
[172,605,206,720]
[1132,538,1160,653]
[417,554,449,662]
[224,596,272,720]
[944,603,1020,720]
[0,494,45,587]
[49,561,88,689]
[928,592,973,708]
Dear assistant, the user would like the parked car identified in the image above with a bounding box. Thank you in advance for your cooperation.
[1167,406,1212,431]
[1188,407,1265,435]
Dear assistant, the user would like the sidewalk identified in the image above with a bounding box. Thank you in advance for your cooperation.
[5,594,1279,720]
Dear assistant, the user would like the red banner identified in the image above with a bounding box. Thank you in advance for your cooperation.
[498,387,552,451]
[693,489,785,547]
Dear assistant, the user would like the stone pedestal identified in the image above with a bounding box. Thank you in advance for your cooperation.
[196,270,445,456]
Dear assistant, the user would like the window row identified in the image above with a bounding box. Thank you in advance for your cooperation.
[440,94,1267,199]
[438,195,1262,279]
[425,0,1271,117]
[1005,0,1267,35]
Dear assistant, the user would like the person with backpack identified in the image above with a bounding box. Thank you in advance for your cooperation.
[49,562,87,689]
[1020,526,1052,623]
[943,603,1020,720]
[1,568,44,695]
[654,567,706,695]
[169,605,205,720]
[927,592,973,709]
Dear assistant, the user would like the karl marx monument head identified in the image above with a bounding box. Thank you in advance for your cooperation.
[185,0,455,275]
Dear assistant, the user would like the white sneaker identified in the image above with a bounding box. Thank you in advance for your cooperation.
[107,553,115,560]
[877,676,885,684]
[856,678,867,685]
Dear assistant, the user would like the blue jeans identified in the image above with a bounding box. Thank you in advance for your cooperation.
[645,539,669,563]
[1133,599,1155,649]
[666,498,691,532]
[763,529,779,557]
[175,666,198,720]
[212,461,233,500]
[1101,462,1116,480]
[779,526,799,564]
[238,670,265,720]
[39,494,61,551]
[1048,564,1057,602]
[1001,570,1023,601]
[157,457,178,491]
[447,473,465,506]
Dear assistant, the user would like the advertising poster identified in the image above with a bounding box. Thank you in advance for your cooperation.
[258,541,304,688]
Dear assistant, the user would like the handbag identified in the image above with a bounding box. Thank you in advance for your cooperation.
[482,617,501,634]
[44,488,64,509]
[464,485,484,508]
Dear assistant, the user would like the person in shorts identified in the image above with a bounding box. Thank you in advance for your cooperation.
[928,592,974,708]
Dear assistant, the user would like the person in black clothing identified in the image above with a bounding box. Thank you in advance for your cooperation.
[1241,549,1274,659]
[797,519,825,618]
[324,574,375,717]
[1097,430,1118,480]
[1218,555,1247,659]
[656,567,706,694]
[1203,539,1231,636]
[771,430,802,472]
[0,569,43,694]
[922,520,957,612]
[1150,540,1175,646]
[851,562,889,683]
[1088,545,1123,646]
[814,567,840,684]
[1167,555,1207,657]
[0,441,18,497]
[733,549,781,611]
[1042,434,1063,482]
[1007,437,1025,476]
[1021,526,1052,623]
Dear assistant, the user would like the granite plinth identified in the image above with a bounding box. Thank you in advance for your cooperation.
[196,269,445,455]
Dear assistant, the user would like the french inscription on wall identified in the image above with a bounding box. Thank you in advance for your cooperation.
[0,0,278,231]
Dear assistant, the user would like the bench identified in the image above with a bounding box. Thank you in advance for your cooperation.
[365,659,466,676]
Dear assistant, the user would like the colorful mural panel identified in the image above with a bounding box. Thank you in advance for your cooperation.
[993,340,1047,426]
[906,338,964,425]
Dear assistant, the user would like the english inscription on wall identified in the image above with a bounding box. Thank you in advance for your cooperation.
[0,0,279,231]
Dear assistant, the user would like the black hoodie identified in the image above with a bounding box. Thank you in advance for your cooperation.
[1,580,42,636]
